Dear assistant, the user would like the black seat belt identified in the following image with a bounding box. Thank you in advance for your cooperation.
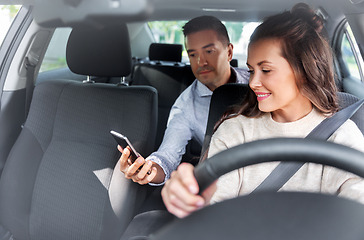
[252,98,364,193]
[25,57,36,119]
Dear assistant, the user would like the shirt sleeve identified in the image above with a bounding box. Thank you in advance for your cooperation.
[147,102,193,185]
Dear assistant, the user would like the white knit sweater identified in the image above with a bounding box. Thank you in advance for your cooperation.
[208,108,364,204]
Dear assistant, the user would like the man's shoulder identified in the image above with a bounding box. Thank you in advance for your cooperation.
[173,79,199,105]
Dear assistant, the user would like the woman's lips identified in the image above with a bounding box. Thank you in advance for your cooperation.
[255,92,271,101]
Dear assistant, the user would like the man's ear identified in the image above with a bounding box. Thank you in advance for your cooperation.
[227,43,233,61]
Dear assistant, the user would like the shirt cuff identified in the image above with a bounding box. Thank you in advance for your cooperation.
[146,155,169,186]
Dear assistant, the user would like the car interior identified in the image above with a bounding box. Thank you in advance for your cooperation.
[1,0,364,239]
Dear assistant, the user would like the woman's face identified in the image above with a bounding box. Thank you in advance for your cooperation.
[247,39,312,123]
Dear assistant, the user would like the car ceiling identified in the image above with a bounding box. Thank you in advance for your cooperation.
[27,0,364,27]
[151,0,320,21]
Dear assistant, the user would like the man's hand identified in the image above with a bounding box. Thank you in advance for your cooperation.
[118,145,157,185]
[161,163,217,218]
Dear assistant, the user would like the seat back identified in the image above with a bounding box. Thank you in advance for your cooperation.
[132,43,195,150]
[337,92,364,134]
[200,84,249,158]
[0,23,158,240]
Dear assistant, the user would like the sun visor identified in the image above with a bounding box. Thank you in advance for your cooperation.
[33,0,153,28]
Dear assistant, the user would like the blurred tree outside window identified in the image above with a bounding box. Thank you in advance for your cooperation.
[0,5,21,47]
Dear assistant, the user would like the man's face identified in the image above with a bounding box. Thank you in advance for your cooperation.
[185,30,233,91]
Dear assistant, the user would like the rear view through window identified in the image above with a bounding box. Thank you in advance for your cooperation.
[148,21,259,67]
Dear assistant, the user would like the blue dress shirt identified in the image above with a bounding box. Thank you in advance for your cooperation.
[147,67,250,185]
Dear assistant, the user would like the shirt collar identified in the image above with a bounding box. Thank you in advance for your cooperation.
[196,80,212,97]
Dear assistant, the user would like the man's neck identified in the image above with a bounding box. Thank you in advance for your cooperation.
[207,67,234,92]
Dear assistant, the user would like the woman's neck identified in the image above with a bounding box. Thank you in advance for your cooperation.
[271,101,313,123]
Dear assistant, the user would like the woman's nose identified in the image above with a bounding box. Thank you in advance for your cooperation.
[249,74,262,89]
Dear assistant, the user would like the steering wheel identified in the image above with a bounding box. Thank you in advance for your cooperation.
[150,138,364,240]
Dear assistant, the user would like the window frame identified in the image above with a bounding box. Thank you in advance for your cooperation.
[0,5,32,97]
[333,20,364,82]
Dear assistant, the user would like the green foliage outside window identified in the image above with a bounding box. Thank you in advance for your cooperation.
[1,5,20,17]
[0,5,21,47]
[148,21,187,45]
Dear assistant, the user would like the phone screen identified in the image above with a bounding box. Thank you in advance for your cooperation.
[110,130,140,162]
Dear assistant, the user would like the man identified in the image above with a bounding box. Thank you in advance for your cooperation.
[119,15,249,185]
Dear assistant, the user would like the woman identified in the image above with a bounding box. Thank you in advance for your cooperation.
[161,3,364,218]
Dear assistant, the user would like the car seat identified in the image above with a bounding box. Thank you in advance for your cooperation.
[0,23,158,240]
[132,43,195,150]
[200,83,249,158]
[132,43,200,164]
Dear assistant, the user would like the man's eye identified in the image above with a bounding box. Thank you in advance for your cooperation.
[189,54,196,57]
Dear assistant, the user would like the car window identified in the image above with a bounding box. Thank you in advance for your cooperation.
[148,21,259,67]
[340,25,364,81]
[0,5,21,47]
[39,27,72,73]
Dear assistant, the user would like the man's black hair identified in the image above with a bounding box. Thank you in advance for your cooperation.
[182,15,230,46]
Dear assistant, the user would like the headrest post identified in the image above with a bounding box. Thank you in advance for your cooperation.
[83,76,95,83]
[117,76,128,86]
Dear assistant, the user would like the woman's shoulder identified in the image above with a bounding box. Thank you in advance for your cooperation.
[330,119,364,152]
[216,114,260,132]
[213,114,268,143]
[335,119,362,137]
[208,115,252,158]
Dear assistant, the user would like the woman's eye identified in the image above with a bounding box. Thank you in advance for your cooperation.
[247,70,254,74]
[262,69,271,73]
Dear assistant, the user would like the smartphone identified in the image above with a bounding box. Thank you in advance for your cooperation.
[110,130,140,163]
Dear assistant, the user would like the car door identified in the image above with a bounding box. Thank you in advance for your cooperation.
[0,4,54,175]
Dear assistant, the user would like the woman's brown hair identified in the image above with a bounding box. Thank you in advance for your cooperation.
[200,3,339,162]
[215,3,338,131]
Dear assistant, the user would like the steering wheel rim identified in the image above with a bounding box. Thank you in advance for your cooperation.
[150,138,364,240]
[194,138,364,193]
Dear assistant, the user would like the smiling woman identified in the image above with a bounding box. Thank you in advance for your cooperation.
[247,39,313,123]
[161,2,364,220]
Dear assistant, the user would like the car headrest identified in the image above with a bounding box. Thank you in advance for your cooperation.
[66,23,131,77]
[149,43,183,62]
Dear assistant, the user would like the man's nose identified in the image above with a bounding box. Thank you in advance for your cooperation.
[197,54,207,67]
